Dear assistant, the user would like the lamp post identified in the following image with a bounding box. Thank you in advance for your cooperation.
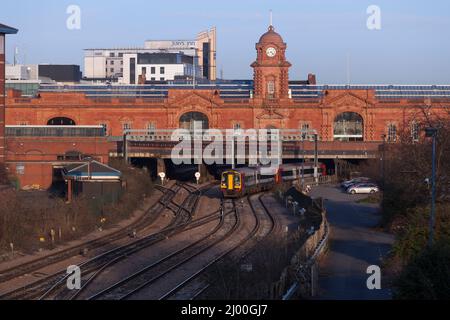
[301,131,306,190]
[381,134,386,192]
[314,133,319,184]
[231,130,236,170]
[192,48,198,89]
[425,127,438,247]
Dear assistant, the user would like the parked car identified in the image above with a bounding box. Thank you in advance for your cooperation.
[341,177,371,189]
[347,183,379,194]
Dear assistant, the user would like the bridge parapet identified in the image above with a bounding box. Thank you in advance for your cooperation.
[123,129,321,142]
[124,140,380,160]
[6,125,106,137]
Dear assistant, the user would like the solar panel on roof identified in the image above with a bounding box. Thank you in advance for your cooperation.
[36,83,450,100]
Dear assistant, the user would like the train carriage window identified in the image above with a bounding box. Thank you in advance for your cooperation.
[245,175,256,184]
[299,168,315,175]
[282,170,295,177]
[259,174,275,182]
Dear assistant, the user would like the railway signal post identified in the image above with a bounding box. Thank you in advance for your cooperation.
[159,172,166,186]
[195,172,201,184]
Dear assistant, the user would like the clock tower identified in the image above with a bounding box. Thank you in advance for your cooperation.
[251,24,291,100]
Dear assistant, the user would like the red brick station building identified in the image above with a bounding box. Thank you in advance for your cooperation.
[1,23,450,189]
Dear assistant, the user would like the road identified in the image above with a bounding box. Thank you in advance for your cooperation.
[309,185,394,300]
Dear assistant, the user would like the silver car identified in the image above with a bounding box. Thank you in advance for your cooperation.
[341,177,371,189]
[347,183,379,194]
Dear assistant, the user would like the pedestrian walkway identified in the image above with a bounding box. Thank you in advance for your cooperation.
[309,185,394,300]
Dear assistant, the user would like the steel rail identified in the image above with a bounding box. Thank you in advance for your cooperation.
[124,199,240,301]
[0,183,210,300]
[86,199,235,300]
[38,183,205,300]
[161,193,277,300]
[0,183,180,285]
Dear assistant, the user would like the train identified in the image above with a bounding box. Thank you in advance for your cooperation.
[221,162,326,198]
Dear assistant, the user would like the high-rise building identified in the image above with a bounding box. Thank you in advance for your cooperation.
[196,28,216,81]
[84,27,217,82]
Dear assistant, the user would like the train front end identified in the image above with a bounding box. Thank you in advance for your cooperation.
[221,170,243,198]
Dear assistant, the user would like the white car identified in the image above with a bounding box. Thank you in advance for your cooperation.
[347,183,379,194]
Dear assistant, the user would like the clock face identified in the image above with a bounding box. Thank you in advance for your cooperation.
[266,47,277,57]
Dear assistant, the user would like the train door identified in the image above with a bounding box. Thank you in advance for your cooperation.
[227,173,234,190]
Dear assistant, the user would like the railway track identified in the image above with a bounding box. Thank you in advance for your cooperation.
[86,198,238,300]
[163,193,276,300]
[2,186,277,301]
[240,194,277,258]
[81,192,275,301]
[0,182,181,285]
[40,183,204,300]
[0,182,209,300]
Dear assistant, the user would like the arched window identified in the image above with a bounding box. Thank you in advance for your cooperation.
[146,122,156,135]
[387,123,397,142]
[267,81,275,98]
[334,112,363,141]
[47,117,76,126]
[122,122,132,134]
[411,121,419,142]
[179,112,209,131]
[299,122,310,140]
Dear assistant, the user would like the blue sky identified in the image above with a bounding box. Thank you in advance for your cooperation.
[1,0,450,84]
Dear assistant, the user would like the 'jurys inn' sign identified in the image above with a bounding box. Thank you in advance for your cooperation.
[144,40,197,50]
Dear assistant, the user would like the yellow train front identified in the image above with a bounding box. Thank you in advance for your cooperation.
[221,169,245,198]
[221,167,278,198]
[221,163,325,198]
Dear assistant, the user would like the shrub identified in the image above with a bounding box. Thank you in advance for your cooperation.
[0,160,154,254]
[394,242,450,300]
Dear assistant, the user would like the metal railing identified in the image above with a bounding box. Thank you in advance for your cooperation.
[123,128,320,142]
[5,126,106,137]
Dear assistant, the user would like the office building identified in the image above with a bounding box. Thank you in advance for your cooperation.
[84,27,216,82]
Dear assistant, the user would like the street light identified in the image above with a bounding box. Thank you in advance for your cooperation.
[301,131,306,190]
[381,134,386,192]
[313,133,319,184]
[425,127,438,247]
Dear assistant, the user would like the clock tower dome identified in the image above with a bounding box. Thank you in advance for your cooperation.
[251,24,291,100]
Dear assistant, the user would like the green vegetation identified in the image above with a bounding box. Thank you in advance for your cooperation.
[374,120,450,299]
[394,242,450,300]
[0,160,153,255]
[356,193,381,204]
[106,159,153,220]
[206,188,324,299]
[390,204,450,263]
